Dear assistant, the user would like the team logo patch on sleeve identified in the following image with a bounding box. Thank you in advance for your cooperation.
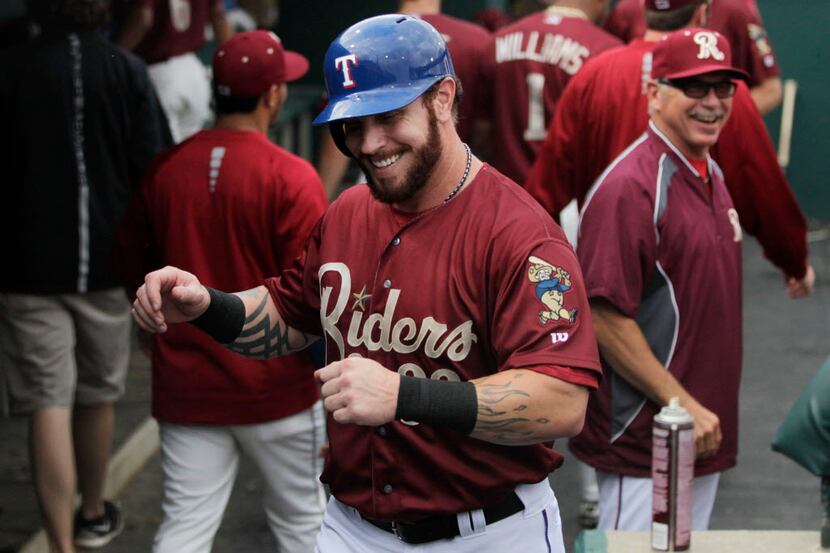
[527,256,578,326]
[748,24,773,57]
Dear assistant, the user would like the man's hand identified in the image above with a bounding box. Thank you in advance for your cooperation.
[787,264,815,298]
[682,398,722,460]
[132,266,210,333]
[315,357,399,426]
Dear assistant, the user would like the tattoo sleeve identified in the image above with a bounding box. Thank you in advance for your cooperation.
[471,371,553,446]
[226,287,319,359]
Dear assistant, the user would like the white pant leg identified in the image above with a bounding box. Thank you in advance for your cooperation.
[233,401,327,553]
[153,423,240,553]
[315,480,565,553]
[578,459,599,502]
[690,472,719,530]
[147,53,211,143]
[559,199,580,248]
[596,471,721,531]
[596,471,652,530]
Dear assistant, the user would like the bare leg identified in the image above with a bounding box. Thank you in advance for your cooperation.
[30,406,76,553]
[73,403,114,519]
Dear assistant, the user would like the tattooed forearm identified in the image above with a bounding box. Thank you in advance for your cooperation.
[225,286,318,359]
[471,371,557,446]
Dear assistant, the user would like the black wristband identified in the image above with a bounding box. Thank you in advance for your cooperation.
[395,376,478,434]
[190,287,245,344]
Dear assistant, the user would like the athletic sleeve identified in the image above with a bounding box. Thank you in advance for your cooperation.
[488,227,601,385]
[577,174,657,318]
[729,1,781,87]
[524,72,585,219]
[711,83,807,279]
[602,0,641,43]
[265,217,324,336]
[272,158,327,269]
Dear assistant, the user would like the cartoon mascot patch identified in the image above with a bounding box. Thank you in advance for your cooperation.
[527,256,578,325]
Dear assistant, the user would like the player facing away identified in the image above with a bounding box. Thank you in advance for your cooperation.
[117,31,328,552]
[603,0,784,114]
[131,14,602,553]
[525,0,814,292]
[480,0,621,184]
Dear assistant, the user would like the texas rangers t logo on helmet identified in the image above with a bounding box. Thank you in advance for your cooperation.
[334,54,359,88]
[693,31,725,61]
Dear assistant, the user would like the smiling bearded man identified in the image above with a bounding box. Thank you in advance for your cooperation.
[352,87,444,205]
[129,14,604,553]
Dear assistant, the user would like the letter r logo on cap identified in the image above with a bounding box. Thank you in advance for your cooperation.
[335,54,359,88]
[693,31,725,61]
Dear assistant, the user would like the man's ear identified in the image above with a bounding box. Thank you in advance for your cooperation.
[646,80,661,116]
[262,83,286,112]
[433,77,456,123]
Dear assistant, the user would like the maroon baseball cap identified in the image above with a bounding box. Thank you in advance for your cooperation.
[213,31,309,98]
[652,28,749,80]
[644,0,701,10]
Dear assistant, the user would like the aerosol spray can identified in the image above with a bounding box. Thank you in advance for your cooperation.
[652,397,694,551]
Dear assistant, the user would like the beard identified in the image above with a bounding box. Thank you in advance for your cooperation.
[358,106,442,205]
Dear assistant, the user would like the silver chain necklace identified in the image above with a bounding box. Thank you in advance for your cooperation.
[443,143,472,204]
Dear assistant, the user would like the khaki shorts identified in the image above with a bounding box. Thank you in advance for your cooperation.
[0,288,131,414]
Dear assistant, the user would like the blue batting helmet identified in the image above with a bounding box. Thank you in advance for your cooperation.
[313,14,456,130]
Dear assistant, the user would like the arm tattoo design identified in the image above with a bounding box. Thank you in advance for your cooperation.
[227,288,314,358]
[474,372,551,445]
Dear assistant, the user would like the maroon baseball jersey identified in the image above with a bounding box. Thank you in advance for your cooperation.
[117,129,327,424]
[480,6,621,184]
[570,123,743,477]
[603,0,780,86]
[267,165,601,521]
[132,0,220,64]
[524,39,807,279]
[420,13,491,144]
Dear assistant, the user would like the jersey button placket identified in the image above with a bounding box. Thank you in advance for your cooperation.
[382,484,393,495]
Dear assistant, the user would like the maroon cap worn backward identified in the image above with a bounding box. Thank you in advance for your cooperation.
[213,30,309,98]
[644,0,702,10]
[652,28,750,80]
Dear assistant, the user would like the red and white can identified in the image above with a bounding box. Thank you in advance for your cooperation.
[652,397,694,551]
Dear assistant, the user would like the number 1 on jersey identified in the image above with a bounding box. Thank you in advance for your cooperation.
[523,72,547,142]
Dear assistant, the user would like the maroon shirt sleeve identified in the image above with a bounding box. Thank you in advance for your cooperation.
[720,0,780,87]
[577,173,657,318]
[266,217,324,336]
[272,158,327,269]
[489,229,601,387]
[712,83,807,279]
[524,66,589,218]
[603,0,644,43]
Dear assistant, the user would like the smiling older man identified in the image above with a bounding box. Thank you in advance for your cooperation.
[571,28,751,531]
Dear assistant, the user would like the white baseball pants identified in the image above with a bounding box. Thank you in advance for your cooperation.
[153,401,327,553]
[595,470,720,531]
[314,479,566,553]
[147,52,211,143]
